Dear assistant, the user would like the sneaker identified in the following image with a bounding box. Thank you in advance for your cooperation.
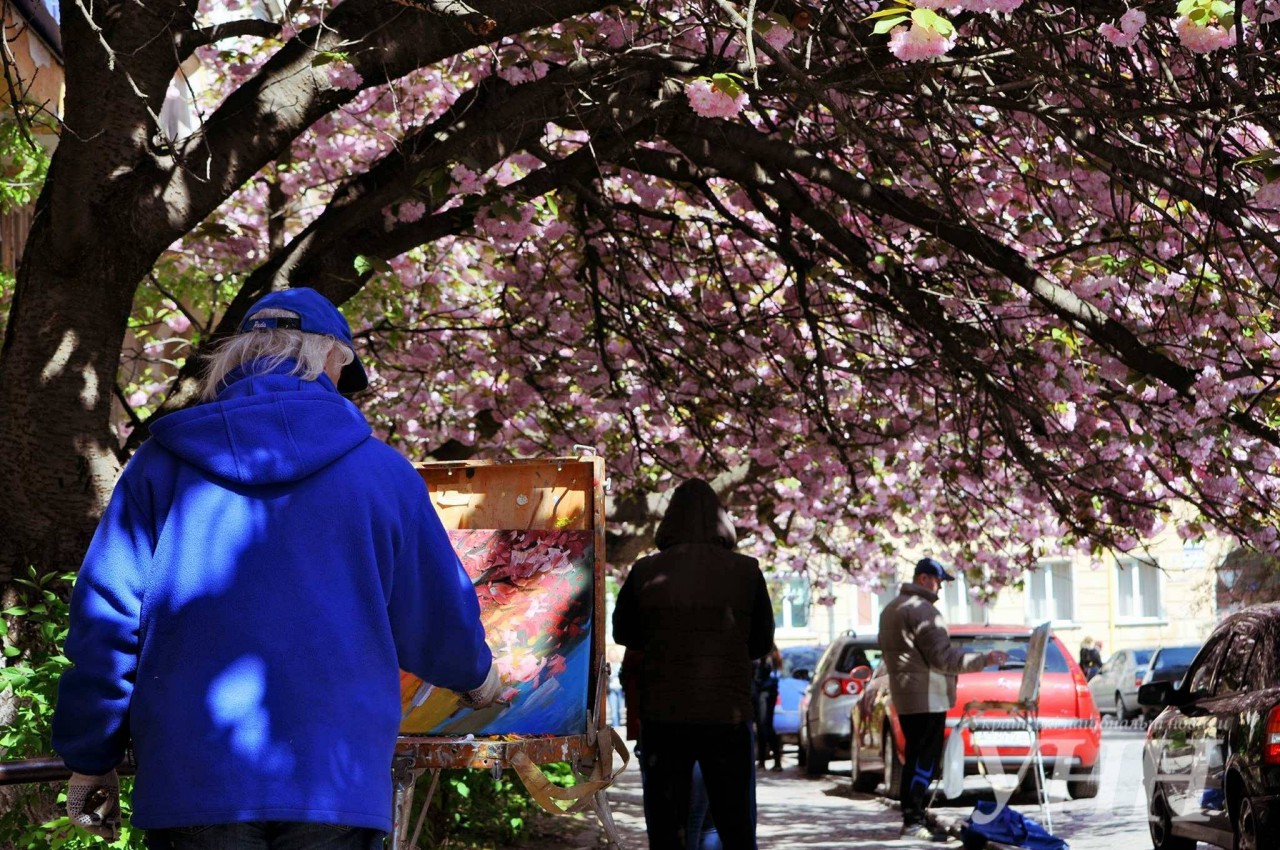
[899,823,952,842]
[770,763,783,772]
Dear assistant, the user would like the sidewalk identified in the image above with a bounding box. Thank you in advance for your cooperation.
[519,754,972,849]
[517,739,1151,849]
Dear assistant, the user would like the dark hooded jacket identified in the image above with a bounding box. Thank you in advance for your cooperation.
[612,480,774,725]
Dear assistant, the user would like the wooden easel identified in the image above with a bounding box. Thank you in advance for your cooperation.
[390,454,628,849]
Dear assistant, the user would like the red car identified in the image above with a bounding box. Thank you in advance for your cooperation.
[849,624,1102,800]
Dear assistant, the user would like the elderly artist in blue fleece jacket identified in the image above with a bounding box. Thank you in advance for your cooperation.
[52,287,500,849]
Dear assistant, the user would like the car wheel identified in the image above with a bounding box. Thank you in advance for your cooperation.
[1116,691,1130,721]
[804,732,831,776]
[881,726,903,801]
[797,724,808,768]
[1149,785,1195,850]
[850,735,879,793]
[1067,759,1100,800]
[1235,795,1260,850]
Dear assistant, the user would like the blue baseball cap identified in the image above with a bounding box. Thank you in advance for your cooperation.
[915,557,956,582]
[240,287,368,394]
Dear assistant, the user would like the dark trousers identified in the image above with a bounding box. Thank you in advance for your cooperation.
[145,822,385,850]
[640,721,755,850]
[755,691,779,766]
[898,712,947,827]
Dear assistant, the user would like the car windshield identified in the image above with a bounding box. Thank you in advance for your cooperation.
[1134,650,1153,666]
[835,642,882,673]
[1153,646,1199,669]
[954,636,1070,673]
[781,647,823,677]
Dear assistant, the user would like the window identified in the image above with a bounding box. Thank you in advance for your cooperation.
[955,635,1071,674]
[1116,557,1162,620]
[1217,630,1257,696]
[940,575,984,624]
[1027,559,1074,624]
[835,641,881,673]
[773,577,810,631]
[1185,638,1226,696]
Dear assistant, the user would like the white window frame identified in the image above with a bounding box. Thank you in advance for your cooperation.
[1115,556,1165,623]
[1025,558,1076,627]
[940,574,985,624]
[774,576,812,634]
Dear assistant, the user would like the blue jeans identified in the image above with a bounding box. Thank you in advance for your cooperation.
[145,822,385,850]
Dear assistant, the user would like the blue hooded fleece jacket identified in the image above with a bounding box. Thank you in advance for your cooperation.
[52,364,492,832]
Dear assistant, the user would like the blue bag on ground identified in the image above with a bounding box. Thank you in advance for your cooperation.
[960,800,1068,850]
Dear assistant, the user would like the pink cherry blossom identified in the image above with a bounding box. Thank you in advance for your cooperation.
[685,79,748,119]
[888,22,956,62]
[326,61,363,91]
[1254,180,1280,209]
[1174,16,1234,53]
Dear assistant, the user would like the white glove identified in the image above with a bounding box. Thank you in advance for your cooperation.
[457,663,502,709]
[66,769,120,840]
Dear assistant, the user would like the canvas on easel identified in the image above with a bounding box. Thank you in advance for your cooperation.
[397,456,607,742]
[398,528,594,735]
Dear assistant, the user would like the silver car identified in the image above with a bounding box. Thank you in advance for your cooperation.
[1087,647,1154,721]
[797,632,880,776]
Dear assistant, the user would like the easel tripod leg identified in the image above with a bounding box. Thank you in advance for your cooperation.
[592,788,624,848]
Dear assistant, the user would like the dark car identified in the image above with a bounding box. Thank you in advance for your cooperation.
[797,632,881,775]
[1139,604,1280,850]
[1140,644,1202,721]
[850,625,1102,799]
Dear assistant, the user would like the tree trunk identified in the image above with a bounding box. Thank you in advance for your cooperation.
[0,215,150,578]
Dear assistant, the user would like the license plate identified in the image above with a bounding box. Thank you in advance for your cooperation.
[973,730,1031,748]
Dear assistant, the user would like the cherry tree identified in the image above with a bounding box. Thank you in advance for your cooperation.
[2,0,1279,600]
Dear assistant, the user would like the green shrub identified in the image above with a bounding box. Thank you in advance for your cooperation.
[412,761,578,847]
[0,568,143,849]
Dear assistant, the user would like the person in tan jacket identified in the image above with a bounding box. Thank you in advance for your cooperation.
[879,558,1007,842]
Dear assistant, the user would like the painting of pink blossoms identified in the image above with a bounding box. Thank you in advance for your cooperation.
[399,529,594,736]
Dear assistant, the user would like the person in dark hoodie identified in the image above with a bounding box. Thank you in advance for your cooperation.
[612,479,774,850]
[51,287,501,849]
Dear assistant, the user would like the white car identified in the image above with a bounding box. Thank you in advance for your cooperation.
[797,632,879,776]
[1087,647,1153,721]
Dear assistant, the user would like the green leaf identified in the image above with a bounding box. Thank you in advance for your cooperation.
[353,255,391,276]
[710,73,744,97]
[3,645,21,657]
[873,15,908,33]
[310,51,348,67]
[864,5,914,20]
[911,7,953,34]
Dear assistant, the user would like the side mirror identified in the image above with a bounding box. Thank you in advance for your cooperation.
[793,668,812,682]
[850,665,873,682]
[1138,681,1185,708]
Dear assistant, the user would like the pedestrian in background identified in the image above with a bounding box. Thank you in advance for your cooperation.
[753,645,783,772]
[613,478,775,850]
[1079,637,1103,681]
[879,557,1007,842]
[52,288,501,848]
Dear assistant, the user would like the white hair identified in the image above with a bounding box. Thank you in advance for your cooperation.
[200,308,355,400]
